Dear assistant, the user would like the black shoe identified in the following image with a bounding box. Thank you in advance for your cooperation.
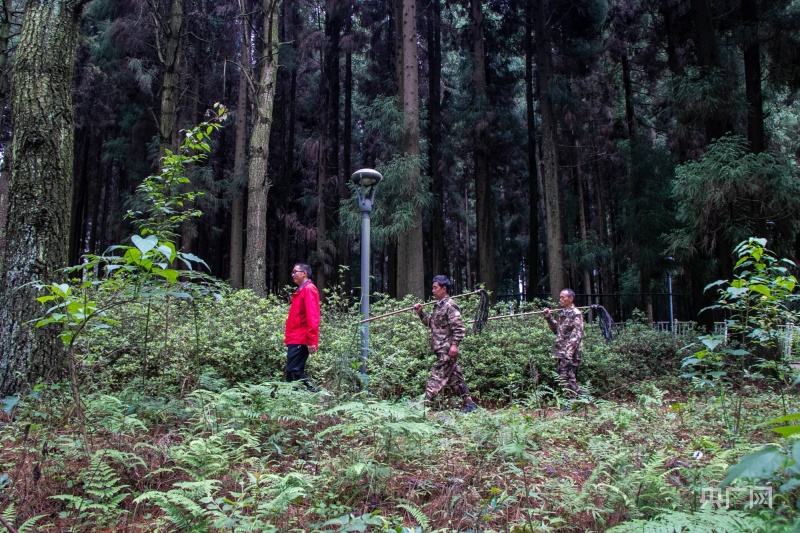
[460,402,478,413]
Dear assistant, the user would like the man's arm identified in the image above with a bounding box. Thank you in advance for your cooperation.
[446,302,466,358]
[305,285,321,350]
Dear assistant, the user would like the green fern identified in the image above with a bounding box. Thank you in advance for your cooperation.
[607,508,766,532]
[50,451,131,530]
[1,504,48,533]
[134,480,219,532]
[397,501,431,531]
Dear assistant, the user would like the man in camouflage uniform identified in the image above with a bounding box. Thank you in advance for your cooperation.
[543,288,584,397]
[413,275,478,413]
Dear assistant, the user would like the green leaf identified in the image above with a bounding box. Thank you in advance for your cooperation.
[1,395,20,415]
[154,268,179,283]
[749,284,771,297]
[773,426,800,438]
[131,234,158,255]
[720,446,787,487]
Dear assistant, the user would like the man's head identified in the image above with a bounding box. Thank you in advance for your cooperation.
[431,275,452,300]
[558,288,575,309]
[291,263,312,286]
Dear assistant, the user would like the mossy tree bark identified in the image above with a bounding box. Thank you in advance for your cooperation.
[243,0,281,296]
[0,0,89,396]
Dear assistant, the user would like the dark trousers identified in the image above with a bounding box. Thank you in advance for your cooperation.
[286,344,316,391]
[556,358,581,397]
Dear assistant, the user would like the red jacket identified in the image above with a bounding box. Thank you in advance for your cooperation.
[284,280,320,347]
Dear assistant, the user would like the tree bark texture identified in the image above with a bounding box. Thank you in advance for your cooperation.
[244,0,281,296]
[427,0,444,277]
[228,19,250,289]
[157,0,184,155]
[471,0,496,300]
[535,0,565,299]
[742,0,764,153]
[525,0,540,301]
[394,0,424,298]
[0,0,85,396]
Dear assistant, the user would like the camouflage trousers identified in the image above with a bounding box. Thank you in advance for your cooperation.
[556,358,581,397]
[425,353,474,406]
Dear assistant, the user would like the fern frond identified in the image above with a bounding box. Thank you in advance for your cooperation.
[607,508,766,532]
[397,502,431,531]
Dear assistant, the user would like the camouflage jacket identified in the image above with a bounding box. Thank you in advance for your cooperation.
[544,304,584,362]
[419,297,466,355]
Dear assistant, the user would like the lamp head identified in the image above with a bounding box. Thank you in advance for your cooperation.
[351,168,383,188]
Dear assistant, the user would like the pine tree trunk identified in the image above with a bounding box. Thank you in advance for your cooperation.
[535,0,565,299]
[742,0,764,154]
[428,0,445,277]
[244,0,281,296]
[229,20,249,289]
[471,0,496,300]
[395,0,424,298]
[339,7,352,293]
[158,0,183,155]
[0,0,14,272]
[0,0,86,396]
[525,0,540,301]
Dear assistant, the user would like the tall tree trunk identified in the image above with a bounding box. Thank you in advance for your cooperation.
[315,0,345,298]
[244,0,281,296]
[662,3,690,163]
[69,127,90,266]
[427,0,444,277]
[156,0,184,156]
[229,18,250,288]
[535,0,565,299]
[0,0,87,396]
[0,0,15,272]
[395,0,424,298]
[742,0,764,154]
[574,142,591,308]
[471,0,496,300]
[525,0,540,301]
[339,3,353,293]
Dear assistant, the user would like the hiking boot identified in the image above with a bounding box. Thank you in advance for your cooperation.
[460,402,478,414]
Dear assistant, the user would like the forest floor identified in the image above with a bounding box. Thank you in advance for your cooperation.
[0,384,794,532]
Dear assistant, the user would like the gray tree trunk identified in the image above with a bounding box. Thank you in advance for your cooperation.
[243,0,281,296]
[395,0,424,298]
[0,0,87,396]
[471,0,496,300]
[229,17,250,289]
[535,0,565,299]
[156,0,184,155]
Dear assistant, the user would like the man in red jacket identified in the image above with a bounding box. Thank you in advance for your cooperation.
[284,263,320,391]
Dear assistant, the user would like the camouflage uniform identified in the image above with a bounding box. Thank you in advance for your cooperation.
[544,304,584,396]
[419,297,475,406]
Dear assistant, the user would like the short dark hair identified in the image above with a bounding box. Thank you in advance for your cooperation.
[432,274,452,295]
[294,263,312,279]
[561,288,575,299]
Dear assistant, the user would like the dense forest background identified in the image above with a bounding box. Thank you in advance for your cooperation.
[1,0,800,392]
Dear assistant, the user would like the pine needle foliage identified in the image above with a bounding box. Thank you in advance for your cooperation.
[667,134,800,259]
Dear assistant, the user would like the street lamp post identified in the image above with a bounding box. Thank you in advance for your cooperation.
[666,256,674,333]
[352,168,383,375]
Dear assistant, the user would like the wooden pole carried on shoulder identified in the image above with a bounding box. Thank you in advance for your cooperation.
[469,304,615,342]
[358,289,486,324]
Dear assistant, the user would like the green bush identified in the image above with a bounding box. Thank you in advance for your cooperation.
[73,288,695,401]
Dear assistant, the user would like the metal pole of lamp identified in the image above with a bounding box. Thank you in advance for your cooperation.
[351,169,383,375]
[666,256,674,333]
